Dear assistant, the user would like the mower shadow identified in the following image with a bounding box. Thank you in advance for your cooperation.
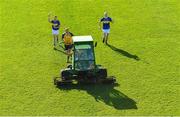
[107,44,140,61]
[57,84,137,110]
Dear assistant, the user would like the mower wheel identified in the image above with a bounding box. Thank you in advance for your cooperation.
[57,80,73,86]
[53,77,60,85]
[97,68,107,78]
[102,76,116,84]
[61,70,72,80]
[67,64,72,69]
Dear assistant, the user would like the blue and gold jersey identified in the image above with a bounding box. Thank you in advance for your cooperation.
[51,20,60,30]
[100,17,112,29]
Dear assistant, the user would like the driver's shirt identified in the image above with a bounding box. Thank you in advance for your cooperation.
[62,32,74,45]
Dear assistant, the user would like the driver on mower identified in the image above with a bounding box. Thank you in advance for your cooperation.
[62,28,74,63]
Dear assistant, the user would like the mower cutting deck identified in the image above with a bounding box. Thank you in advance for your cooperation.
[54,36,116,86]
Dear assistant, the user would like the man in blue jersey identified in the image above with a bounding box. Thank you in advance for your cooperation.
[48,14,60,48]
[99,12,113,44]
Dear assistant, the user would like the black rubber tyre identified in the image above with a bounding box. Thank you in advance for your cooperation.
[53,77,57,85]
[97,68,107,78]
[61,70,72,80]
[102,78,116,84]
[57,80,73,86]
[67,64,72,69]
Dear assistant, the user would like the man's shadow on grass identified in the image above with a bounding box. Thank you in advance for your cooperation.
[58,84,137,110]
[107,44,140,61]
[54,46,67,55]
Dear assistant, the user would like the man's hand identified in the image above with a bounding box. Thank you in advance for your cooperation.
[48,12,52,17]
[48,12,52,23]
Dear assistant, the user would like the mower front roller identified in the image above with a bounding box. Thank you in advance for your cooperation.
[53,77,73,86]
[98,76,116,84]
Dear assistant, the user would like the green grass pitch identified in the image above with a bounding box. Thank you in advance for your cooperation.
[0,0,180,115]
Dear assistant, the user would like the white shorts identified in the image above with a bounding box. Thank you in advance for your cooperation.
[102,29,110,34]
[52,29,59,35]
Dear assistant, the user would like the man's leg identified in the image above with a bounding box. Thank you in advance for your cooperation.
[102,33,106,43]
[53,35,56,46]
[104,33,107,44]
[65,45,69,62]
[55,35,58,46]
[67,46,73,63]
[56,35,59,45]
[105,33,109,44]
[67,49,71,63]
